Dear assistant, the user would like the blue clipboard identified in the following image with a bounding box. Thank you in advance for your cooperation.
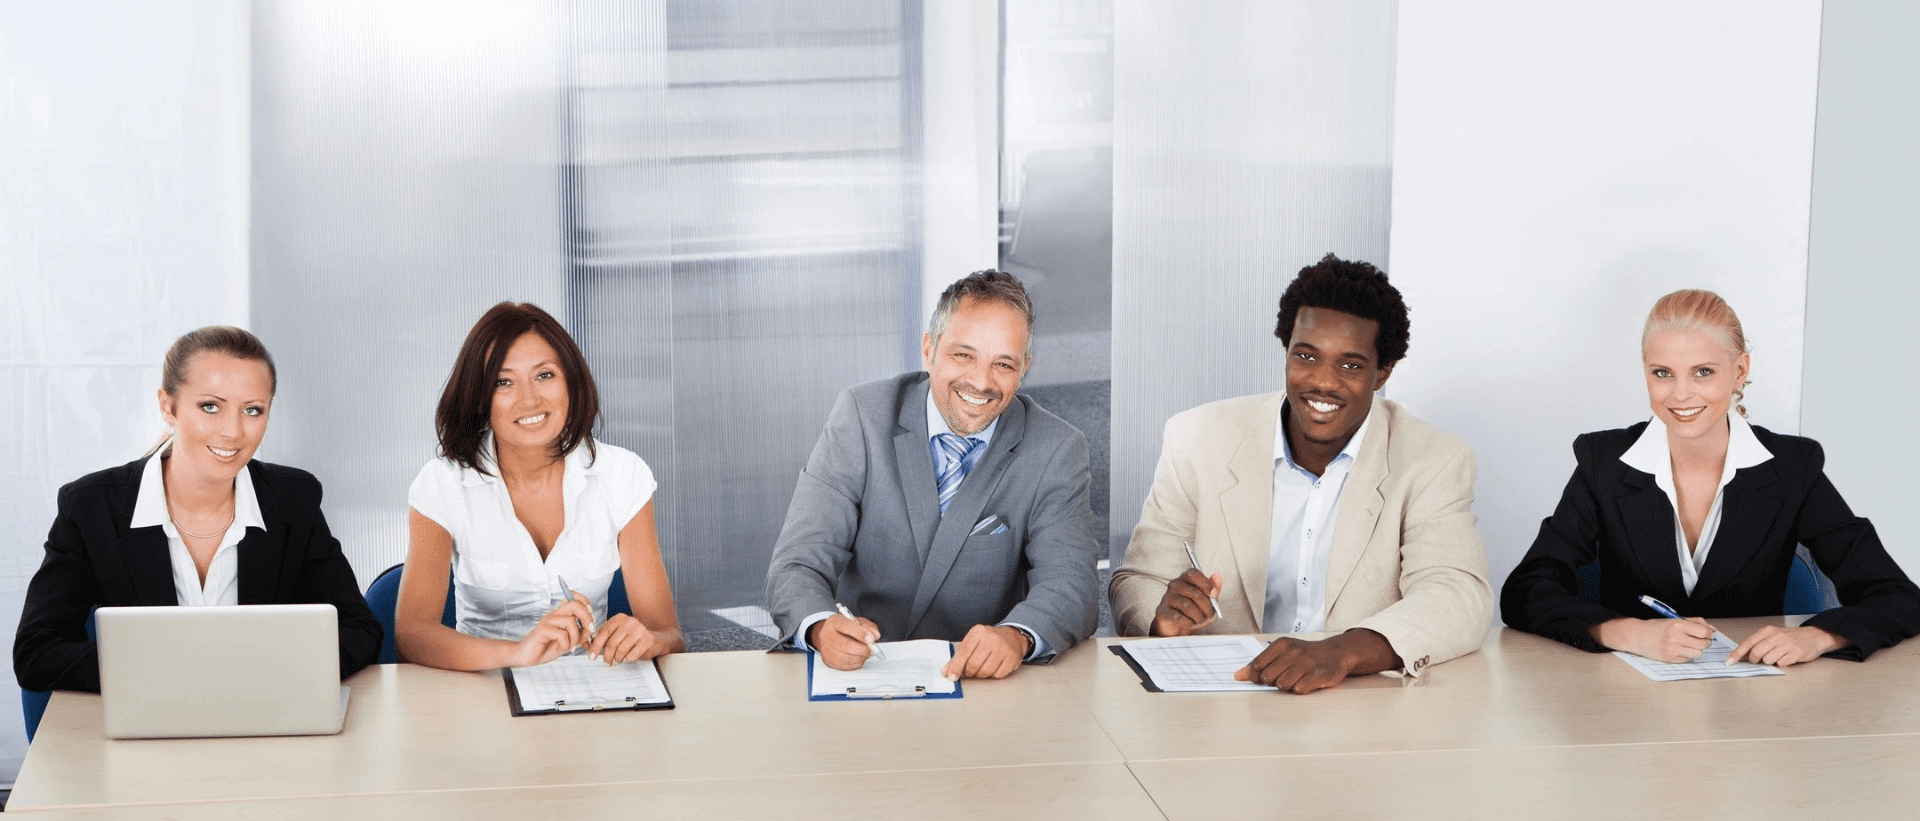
[805,642,964,701]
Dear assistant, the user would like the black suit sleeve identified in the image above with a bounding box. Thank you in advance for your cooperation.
[13,481,109,692]
[286,476,384,678]
[1500,434,1624,652]
[1787,442,1920,661]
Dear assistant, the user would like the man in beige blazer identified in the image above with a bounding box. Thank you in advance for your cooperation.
[1110,254,1492,693]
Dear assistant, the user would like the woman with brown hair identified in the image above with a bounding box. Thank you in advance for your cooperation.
[396,302,682,670]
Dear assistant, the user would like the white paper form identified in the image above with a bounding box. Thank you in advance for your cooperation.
[1612,631,1787,682]
[510,654,672,711]
[1115,635,1275,692]
[809,639,958,698]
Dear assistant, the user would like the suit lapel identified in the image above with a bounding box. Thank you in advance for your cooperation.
[236,466,281,605]
[110,460,178,606]
[118,528,177,606]
[1618,468,1690,606]
[1219,394,1280,628]
[1322,396,1387,614]
[893,380,941,564]
[908,398,1026,631]
[1691,462,1783,603]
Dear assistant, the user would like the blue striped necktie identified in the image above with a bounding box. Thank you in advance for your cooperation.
[934,433,984,514]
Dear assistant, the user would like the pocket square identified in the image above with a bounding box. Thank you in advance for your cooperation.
[970,515,1001,536]
[989,523,1007,536]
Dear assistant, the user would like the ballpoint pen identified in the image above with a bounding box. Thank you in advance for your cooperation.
[1183,542,1225,620]
[835,602,887,663]
[558,575,592,655]
[1637,595,1683,620]
[1640,595,1739,666]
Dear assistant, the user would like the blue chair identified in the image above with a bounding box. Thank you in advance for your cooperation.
[1573,548,1839,614]
[21,610,96,743]
[363,563,632,664]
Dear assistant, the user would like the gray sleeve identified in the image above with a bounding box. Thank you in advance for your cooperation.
[764,387,869,646]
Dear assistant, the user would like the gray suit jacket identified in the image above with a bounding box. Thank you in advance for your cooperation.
[1110,394,1493,675]
[765,372,1098,659]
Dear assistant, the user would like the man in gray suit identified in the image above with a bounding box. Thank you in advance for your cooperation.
[766,271,1098,679]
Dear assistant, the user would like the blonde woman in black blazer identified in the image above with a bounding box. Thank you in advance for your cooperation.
[14,327,381,692]
[1501,291,1920,666]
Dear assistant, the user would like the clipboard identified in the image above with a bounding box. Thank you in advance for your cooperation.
[806,639,963,701]
[503,655,676,716]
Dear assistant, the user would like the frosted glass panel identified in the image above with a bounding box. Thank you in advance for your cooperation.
[1109,1,1397,560]
[253,1,925,638]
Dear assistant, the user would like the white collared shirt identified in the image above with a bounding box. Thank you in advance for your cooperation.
[1265,405,1372,633]
[1619,412,1774,595]
[408,437,656,641]
[127,448,266,607]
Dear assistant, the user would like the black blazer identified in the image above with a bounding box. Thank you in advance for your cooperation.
[1501,422,1920,660]
[14,457,383,692]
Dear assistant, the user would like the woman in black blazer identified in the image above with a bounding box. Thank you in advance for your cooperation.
[14,327,382,693]
[1501,290,1920,666]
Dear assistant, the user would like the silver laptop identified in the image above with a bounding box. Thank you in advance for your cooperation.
[96,604,350,739]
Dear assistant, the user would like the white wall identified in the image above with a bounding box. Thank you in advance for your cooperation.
[1803,0,1920,576]
[0,0,250,785]
[1387,0,1824,607]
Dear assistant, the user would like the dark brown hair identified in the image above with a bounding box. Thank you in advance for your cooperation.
[435,302,600,475]
[146,326,278,458]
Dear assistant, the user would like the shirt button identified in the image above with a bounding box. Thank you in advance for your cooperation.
[1299,578,1308,587]
[1293,621,1303,631]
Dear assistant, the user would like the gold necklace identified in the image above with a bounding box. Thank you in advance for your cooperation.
[168,504,234,540]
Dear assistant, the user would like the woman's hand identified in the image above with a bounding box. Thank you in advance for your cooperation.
[1727,624,1847,666]
[504,593,594,668]
[1592,616,1716,662]
[586,613,664,664]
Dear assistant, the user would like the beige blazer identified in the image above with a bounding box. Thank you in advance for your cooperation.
[1109,393,1493,675]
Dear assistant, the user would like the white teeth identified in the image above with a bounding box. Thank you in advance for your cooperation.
[516,413,548,425]
[209,447,238,458]
[1672,407,1704,418]
[1307,400,1338,414]
[957,391,988,407]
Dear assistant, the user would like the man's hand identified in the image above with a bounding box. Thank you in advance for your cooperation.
[808,612,881,671]
[1592,617,1715,663]
[1234,628,1399,694]
[1150,569,1224,637]
[1727,624,1846,667]
[941,624,1028,680]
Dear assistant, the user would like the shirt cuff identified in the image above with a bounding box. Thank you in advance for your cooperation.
[999,622,1046,661]
[793,611,834,651]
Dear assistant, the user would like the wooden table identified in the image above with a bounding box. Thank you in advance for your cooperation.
[13,618,1918,818]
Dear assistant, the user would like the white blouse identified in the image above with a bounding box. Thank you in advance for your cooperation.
[127,448,266,607]
[1619,413,1773,595]
[408,437,657,641]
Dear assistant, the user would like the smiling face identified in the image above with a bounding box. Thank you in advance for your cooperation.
[158,353,274,483]
[1643,327,1749,442]
[1283,306,1394,466]
[489,332,571,454]
[922,297,1031,436]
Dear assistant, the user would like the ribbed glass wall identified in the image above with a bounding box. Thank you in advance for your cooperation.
[253,0,924,643]
[1109,0,1398,563]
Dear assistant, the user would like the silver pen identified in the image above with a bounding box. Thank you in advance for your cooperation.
[1183,542,1225,619]
[835,602,887,664]
[557,575,592,654]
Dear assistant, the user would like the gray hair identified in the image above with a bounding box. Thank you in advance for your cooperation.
[927,270,1035,358]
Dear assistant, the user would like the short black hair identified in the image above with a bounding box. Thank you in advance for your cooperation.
[1273,253,1410,367]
